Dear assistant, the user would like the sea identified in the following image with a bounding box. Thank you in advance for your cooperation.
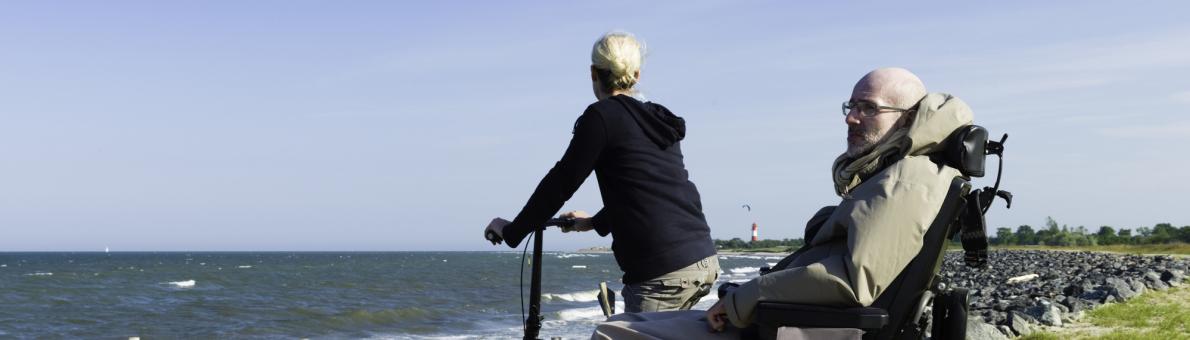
[0,251,780,339]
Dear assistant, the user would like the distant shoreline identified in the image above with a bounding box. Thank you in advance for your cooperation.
[576,246,787,257]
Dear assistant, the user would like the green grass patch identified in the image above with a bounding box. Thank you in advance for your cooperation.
[1022,284,1190,339]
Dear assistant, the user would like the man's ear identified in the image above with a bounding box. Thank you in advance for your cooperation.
[590,66,599,82]
[633,70,640,82]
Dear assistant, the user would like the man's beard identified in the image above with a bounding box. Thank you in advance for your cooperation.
[845,126,883,158]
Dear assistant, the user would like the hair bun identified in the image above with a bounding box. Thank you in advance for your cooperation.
[591,32,644,91]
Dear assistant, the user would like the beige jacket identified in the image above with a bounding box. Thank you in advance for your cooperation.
[722,93,974,327]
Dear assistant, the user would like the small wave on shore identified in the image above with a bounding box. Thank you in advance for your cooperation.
[554,301,626,322]
[543,289,600,302]
[729,267,759,274]
[556,253,601,259]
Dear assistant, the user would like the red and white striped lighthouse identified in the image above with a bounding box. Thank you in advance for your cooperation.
[751,222,759,242]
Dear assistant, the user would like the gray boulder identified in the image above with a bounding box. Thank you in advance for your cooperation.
[1148,279,1170,291]
[967,317,1009,340]
[1103,277,1138,300]
[1061,297,1089,313]
[1008,311,1037,336]
[1040,303,1063,327]
[1128,278,1147,295]
[997,325,1014,338]
[1161,269,1186,285]
[1144,270,1163,282]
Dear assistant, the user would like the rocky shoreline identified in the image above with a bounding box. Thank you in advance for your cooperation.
[939,250,1189,339]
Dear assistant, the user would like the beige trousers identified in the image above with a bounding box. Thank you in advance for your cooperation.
[621,255,720,313]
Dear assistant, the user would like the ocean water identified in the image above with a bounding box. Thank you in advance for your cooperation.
[0,252,778,339]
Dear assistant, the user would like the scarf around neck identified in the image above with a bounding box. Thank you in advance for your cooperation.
[832,127,911,196]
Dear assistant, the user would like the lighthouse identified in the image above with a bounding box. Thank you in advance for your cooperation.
[751,222,759,242]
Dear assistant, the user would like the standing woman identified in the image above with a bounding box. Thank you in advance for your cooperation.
[483,32,718,313]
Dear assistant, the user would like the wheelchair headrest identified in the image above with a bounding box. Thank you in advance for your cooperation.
[940,125,988,178]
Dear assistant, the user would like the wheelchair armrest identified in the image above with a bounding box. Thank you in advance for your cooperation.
[755,302,889,330]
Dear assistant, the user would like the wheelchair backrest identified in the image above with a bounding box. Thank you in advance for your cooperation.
[867,176,969,339]
[868,124,1003,339]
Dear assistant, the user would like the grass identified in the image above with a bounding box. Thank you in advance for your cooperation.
[990,243,1190,256]
[1018,284,1190,340]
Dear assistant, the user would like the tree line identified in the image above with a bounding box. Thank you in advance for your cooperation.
[992,217,1189,246]
[714,217,1188,250]
[714,238,804,250]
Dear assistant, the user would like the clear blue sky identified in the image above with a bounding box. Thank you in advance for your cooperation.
[2,1,1188,251]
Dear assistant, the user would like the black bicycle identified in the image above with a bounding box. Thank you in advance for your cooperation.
[486,218,575,340]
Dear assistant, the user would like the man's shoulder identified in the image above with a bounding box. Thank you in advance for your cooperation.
[891,155,959,178]
[863,156,961,191]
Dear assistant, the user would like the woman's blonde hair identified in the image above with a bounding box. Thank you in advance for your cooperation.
[591,31,644,91]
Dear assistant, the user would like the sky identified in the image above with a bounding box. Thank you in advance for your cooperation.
[2,1,1188,251]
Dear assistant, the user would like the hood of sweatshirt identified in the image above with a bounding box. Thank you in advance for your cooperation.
[609,95,686,148]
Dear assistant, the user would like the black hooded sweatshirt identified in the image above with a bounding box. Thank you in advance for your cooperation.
[501,95,716,284]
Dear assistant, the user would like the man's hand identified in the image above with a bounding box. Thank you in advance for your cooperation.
[705,299,729,332]
[484,217,511,245]
[559,210,594,232]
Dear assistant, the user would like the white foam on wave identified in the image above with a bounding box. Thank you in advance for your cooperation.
[571,265,587,269]
[764,256,783,260]
[556,253,601,259]
[237,265,252,269]
[725,255,765,260]
[168,280,196,288]
[554,301,626,322]
[24,272,52,276]
[729,278,752,283]
[700,291,721,303]
[729,267,760,274]
[543,289,600,302]
[767,262,778,267]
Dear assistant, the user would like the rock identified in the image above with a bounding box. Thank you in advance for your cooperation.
[1007,274,1040,284]
[991,300,1009,311]
[1022,301,1062,327]
[1040,303,1063,327]
[1055,302,1069,313]
[1103,277,1138,300]
[932,250,1190,333]
[967,317,1010,340]
[997,325,1014,338]
[1062,283,1084,296]
[1144,270,1163,282]
[1062,297,1088,313]
[1009,311,1036,336]
[1128,278,1147,295]
[1148,279,1170,291]
[1160,269,1185,284]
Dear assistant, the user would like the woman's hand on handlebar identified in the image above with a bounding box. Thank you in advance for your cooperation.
[559,210,594,232]
[484,217,511,245]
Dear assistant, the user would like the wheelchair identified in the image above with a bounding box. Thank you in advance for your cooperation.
[725,125,1011,340]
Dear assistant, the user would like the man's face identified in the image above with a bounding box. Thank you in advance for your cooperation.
[844,86,905,157]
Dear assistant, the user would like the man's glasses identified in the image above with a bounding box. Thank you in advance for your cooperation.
[842,100,915,117]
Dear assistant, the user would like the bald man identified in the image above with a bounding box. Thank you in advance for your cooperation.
[591,68,976,339]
